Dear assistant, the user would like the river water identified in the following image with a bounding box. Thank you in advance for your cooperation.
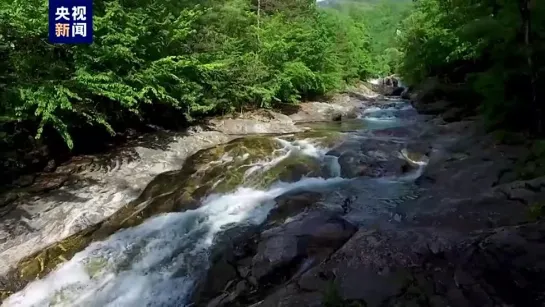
[2,98,428,307]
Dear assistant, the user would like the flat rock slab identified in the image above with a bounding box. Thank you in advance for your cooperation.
[288,95,363,123]
[0,131,232,275]
[207,110,303,135]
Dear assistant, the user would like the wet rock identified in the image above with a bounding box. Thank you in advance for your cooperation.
[0,192,19,214]
[325,149,342,157]
[401,87,411,100]
[55,156,94,174]
[453,268,475,288]
[267,191,322,225]
[208,110,302,135]
[446,287,471,306]
[27,173,69,193]
[187,125,206,135]
[292,221,545,306]
[12,175,35,188]
[192,226,260,306]
[288,95,363,123]
[415,100,453,115]
[343,268,410,307]
[330,136,424,179]
[391,86,405,96]
[452,222,545,306]
[337,150,410,179]
[0,130,232,278]
[298,227,458,303]
[255,284,323,307]
[252,236,301,281]
[429,295,448,307]
[368,126,418,139]
[442,107,467,123]
[206,293,230,307]
[252,211,356,283]
[205,280,249,307]
[42,159,57,173]
[197,257,238,303]
[346,83,381,101]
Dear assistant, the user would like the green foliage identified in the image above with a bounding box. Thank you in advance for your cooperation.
[324,0,412,76]
[528,201,545,221]
[0,0,374,149]
[398,0,545,133]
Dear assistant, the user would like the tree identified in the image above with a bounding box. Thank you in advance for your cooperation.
[0,0,376,150]
[397,0,545,133]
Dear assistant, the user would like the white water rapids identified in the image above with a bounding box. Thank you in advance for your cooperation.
[2,137,347,307]
[2,99,424,307]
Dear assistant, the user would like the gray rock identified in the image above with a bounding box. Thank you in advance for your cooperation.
[252,235,301,281]
[43,159,57,172]
[0,130,232,277]
[453,268,475,288]
[252,212,356,282]
[339,267,409,307]
[297,227,458,304]
[446,287,470,306]
[12,174,35,187]
[255,284,323,307]
[442,107,466,122]
[288,94,365,123]
[193,256,238,304]
[267,191,322,226]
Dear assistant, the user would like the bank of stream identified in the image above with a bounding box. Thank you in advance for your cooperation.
[0,96,429,306]
[3,91,545,307]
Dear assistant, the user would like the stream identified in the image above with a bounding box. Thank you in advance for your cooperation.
[2,98,430,307]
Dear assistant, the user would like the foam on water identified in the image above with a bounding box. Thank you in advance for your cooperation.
[362,116,397,122]
[3,101,419,307]
[377,149,429,183]
[3,177,346,307]
[324,155,341,177]
[241,137,330,180]
[362,107,382,114]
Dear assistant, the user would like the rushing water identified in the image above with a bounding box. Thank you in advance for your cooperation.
[2,98,425,307]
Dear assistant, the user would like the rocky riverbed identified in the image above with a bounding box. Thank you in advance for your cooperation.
[1,83,545,307]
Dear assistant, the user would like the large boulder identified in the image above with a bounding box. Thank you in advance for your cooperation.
[329,137,426,179]
[251,211,357,283]
[288,95,362,123]
[336,151,410,178]
[207,109,302,135]
[266,191,323,226]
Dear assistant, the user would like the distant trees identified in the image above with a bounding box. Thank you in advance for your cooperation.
[323,0,413,76]
[0,0,374,149]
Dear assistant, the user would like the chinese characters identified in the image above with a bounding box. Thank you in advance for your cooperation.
[54,6,87,37]
[49,0,92,43]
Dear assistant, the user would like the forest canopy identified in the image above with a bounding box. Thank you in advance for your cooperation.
[397,0,544,133]
[0,0,407,150]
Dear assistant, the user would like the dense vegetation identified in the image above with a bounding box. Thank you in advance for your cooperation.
[323,0,412,76]
[0,0,388,152]
[397,0,544,133]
